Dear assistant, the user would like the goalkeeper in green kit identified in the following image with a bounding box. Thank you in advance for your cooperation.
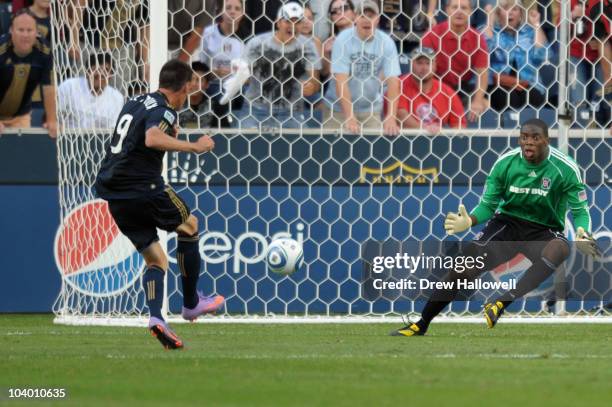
[392,119,601,336]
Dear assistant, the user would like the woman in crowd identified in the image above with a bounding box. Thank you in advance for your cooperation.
[481,0,550,111]
[321,0,355,79]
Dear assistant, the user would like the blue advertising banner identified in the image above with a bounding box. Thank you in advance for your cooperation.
[0,186,61,312]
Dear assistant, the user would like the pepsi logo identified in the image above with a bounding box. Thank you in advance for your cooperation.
[54,199,144,296]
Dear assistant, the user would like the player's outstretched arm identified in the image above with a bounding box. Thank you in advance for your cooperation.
[444,204,477,235]
[145,127,214,154]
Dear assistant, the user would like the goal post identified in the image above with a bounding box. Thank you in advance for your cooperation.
[53,127,612,326]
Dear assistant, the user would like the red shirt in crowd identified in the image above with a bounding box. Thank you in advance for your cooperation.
[422,21,488,89]
[569,0,610,62]
[398,74,466,128]
[12,1,27,12]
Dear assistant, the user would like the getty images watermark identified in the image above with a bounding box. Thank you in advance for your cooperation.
[361,240,610,302]
[370,252,516,291]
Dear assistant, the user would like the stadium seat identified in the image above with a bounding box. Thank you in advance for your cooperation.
[468,109,500,128]
[539,64,559,107]
[0,2,11,36]
[30,108,45,127]
[538,108,557,128]
[595,96,611,127]
[502,108,533,128]
[572,108,592,129]
[539,64,557,88]
[500,107,557,129]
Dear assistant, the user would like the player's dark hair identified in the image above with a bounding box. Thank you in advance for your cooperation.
[159,59,193,92]
[87,51,113,71]
[521,118,549,138]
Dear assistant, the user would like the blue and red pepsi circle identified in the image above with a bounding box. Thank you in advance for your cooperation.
[54,199,145,296]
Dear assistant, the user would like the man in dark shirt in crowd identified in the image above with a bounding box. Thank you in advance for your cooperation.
[0,9,56,136]
[28,0,50,42]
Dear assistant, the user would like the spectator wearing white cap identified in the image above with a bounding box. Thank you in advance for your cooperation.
[235,2,321,129]
[322,0,401,135]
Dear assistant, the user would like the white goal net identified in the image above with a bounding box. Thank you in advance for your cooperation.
[52,1,611,325]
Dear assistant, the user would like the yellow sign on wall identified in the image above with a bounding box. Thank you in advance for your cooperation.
[360,162,439,184]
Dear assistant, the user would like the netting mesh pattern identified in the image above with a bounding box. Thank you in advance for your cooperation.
[53,130,612,319]
[51,1,611,322]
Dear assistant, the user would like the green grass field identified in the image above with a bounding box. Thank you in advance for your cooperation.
[1,315,611,407]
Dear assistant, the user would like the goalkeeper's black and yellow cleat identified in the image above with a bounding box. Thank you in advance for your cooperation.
[390,323,425,337]
[484,301,505,328]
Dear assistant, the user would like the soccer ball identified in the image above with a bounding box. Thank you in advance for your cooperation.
[266,238,303,275]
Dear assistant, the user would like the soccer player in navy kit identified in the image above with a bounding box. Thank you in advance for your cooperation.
[95,59,224,349]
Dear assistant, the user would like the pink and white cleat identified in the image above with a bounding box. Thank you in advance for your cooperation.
[182,292,225,321]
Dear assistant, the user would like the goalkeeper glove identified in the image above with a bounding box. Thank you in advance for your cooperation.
[576,227,601,258]
[219,59,250,105]
[444,204,472,235]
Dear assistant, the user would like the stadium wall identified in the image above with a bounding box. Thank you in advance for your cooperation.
[0,134,59,312]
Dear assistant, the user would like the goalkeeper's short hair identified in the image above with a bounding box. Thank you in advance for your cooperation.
[521,118,549,138]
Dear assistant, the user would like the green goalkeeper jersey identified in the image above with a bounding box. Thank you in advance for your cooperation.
[471,146,591,232]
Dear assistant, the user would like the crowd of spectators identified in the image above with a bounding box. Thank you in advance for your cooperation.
[0,0,609,136]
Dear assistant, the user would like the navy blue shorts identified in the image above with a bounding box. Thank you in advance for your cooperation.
[107,187,190,252]
[470,213,568,267]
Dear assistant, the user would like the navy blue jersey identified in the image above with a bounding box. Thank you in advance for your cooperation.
[95,91,178,199]
[0,34,52,118]
[33,13,52,43]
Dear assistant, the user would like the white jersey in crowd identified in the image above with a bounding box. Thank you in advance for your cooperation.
[198,24,244,85]
[57,77,124,129]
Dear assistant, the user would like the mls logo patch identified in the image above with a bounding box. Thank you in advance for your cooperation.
[578,190,587,201]
[541,177,551,190]
[163,110,175,125]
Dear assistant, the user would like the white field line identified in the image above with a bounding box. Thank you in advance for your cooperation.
[53,315,612,327]
[100,353,612,361]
